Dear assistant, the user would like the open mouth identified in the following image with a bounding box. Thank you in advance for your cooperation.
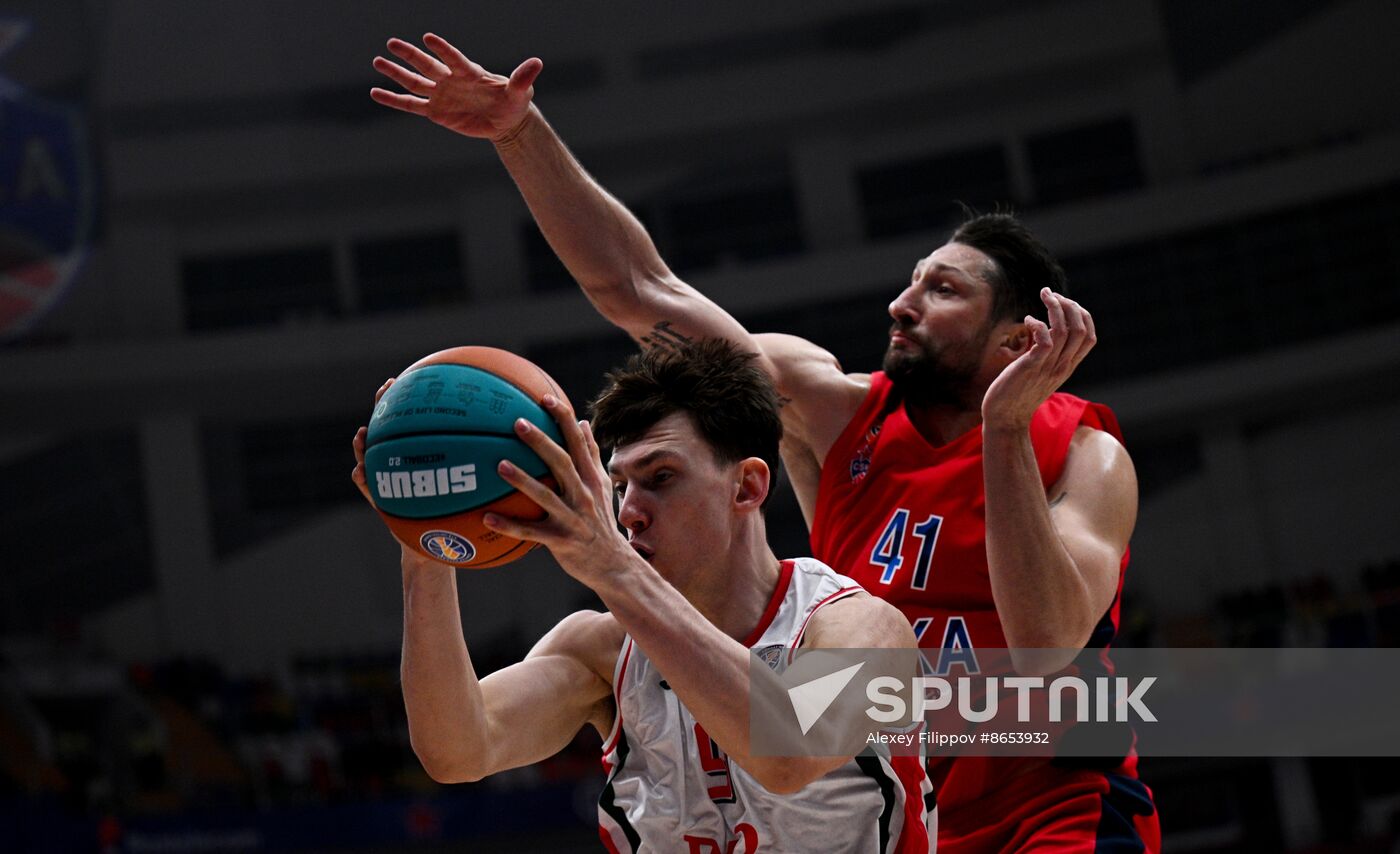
[631,543,655,563]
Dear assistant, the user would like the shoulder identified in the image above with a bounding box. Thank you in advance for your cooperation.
[1070,422,1127,454]
[1038,393,1125,441]
[528,610,626,688]
[1061,425,1135,491]
[802,591,916,650]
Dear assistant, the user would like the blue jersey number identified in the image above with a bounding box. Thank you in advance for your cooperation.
[870,508,943,590]
[869,509,908,583]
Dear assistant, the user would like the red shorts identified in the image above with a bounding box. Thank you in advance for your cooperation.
[937,763,1160,853]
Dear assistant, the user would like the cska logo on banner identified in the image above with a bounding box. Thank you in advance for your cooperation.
[0,19,96,340]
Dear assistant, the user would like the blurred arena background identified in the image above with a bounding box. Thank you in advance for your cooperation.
[2,0,1398,851]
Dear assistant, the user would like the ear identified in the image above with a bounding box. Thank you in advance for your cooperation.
[733,458,771,513]
[996,319,1032,360]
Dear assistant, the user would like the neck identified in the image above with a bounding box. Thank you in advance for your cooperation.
[903,397,985,447]
[681,520,782,643]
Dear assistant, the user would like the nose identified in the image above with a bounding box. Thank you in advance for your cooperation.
[889,282,920,324]
[615,486,650,535]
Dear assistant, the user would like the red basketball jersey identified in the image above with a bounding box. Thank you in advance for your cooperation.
[810,373,1156,849]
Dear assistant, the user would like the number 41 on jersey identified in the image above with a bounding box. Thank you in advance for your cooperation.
[869,508,943,590]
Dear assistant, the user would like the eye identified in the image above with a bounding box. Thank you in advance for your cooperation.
[650,470,673,487]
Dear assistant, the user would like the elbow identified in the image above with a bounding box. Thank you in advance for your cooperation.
[756,770,806,796]
[586,270,679,323]
[417,755,485,785]
[752,759,829,795]
[411,740,487,785]
[582,277,649,328]
[1007,638,1085,677]
[1008,649,1078,678]
[1003,613,1095,677]
[581,274,632,305]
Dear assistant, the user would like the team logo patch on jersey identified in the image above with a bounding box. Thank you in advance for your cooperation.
[848,423,882,482]
[756,644,785,671]
[1,20,98,340]
[420,530,475,563]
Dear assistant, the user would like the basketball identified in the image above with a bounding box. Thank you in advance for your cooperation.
[363,346,569,568]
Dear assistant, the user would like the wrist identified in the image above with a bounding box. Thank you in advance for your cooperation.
[584,544,653,598]
[401,546,451,576]
[491,104,539,149]
[981,417,1032,438]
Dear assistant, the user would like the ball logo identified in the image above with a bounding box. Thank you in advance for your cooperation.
[376,464,477,499]
[421,530,476,563]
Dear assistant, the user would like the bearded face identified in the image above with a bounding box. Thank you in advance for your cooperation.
[885,242,1008,408]
[883,316,993,408]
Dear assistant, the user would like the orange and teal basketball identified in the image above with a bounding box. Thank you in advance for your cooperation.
[364,346,568,568]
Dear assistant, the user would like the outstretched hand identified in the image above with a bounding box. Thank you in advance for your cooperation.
[982,288,1097,432]
[482,396,638,588]
[370,33,542,141]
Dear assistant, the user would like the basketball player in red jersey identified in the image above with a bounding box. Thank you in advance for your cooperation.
[372,33,1159,852]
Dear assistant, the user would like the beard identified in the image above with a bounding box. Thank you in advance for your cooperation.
[882,324,987,409]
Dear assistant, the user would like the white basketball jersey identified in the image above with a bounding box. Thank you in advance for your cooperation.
[597,558,932,853]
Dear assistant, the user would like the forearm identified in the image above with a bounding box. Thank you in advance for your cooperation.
[495,106,671,325]
[982,426,1095,663]
[596,563,752,734]
[399,554,491,780]
[592,563,815,789]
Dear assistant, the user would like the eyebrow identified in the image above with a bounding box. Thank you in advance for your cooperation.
[607,448,681,477]
[920,262,988,291]
[928,262,973,280]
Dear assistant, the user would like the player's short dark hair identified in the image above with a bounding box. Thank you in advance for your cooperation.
[949,211,1067,325]
[589,339,783,511]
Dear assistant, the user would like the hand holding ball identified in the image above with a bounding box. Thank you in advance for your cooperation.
[357,347,568,568]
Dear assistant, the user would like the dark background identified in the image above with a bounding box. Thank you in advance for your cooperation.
[1,0,1398,850]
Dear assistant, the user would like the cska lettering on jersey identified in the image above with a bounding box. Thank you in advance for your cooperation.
[913,615,981,676]
[375,465,477,499]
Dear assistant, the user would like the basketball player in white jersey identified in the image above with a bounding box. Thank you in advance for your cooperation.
[352,340,930,852]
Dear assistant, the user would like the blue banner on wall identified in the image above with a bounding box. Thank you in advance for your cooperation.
[0,17,97,340]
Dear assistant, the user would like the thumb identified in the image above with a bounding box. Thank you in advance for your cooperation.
[508,57,543,93]
[351,464,374,504]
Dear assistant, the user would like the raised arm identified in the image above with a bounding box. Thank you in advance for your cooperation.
[498,107,764,357]
[371,34,767,366]
[980,290,1136,675]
